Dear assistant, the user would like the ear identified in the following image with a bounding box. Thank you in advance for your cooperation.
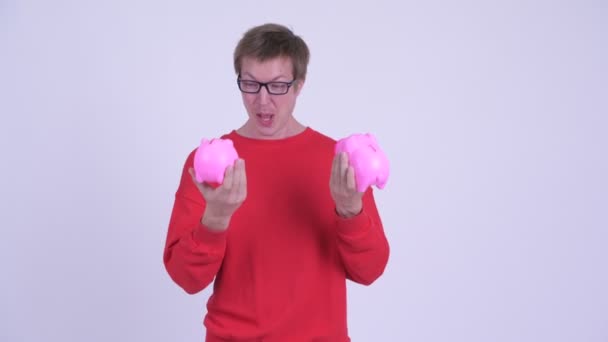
[294,79,305,96]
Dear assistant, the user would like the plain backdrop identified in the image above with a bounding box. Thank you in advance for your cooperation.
[1,0,607,341]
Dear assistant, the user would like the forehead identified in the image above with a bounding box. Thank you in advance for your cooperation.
[240,56,293,80]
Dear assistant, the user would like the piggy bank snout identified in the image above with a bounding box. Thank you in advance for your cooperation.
[193,138,239,184]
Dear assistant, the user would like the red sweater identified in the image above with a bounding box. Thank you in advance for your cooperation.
[164,127,390,341]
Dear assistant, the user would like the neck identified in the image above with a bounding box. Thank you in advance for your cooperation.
[237,119,306,140]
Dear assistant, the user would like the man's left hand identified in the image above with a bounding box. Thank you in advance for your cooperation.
[330,152,364,218]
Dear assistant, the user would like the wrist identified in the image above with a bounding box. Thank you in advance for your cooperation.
[335,203,363,218]
[202,208,231,231]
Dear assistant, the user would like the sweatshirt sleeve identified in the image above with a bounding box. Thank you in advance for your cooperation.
[163,151,227,294]
[335,188,390,286]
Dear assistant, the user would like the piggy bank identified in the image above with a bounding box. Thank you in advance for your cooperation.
[193,138,239,185]
[335,133,390,192]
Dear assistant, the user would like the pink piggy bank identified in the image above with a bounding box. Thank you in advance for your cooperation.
[193,138,239,185]
[335,133,390,192]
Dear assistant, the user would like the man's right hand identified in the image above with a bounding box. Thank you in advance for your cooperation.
[188,158,247,231]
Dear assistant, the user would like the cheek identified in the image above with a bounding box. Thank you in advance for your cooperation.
[276,96,293,109]
[242,94,256,108]
[277,97,296,114]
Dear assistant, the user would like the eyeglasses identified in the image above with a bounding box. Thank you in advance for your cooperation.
[237,75,295,95]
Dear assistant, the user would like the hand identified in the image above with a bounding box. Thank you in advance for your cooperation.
[330,152,364,218]
[189,158,247,231]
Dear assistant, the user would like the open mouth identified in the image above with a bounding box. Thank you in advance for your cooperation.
[257,113,274,127]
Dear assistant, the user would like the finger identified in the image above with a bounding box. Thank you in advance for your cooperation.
[222,164,235,190]
[231,159,242,195]
[189,168,204,190]
[239,159,247,199]
[339,152,349,188]
[330,153,340,187]
[346,165,357,191]
[234,159,247,200]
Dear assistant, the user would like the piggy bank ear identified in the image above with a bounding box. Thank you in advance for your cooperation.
[337,139,354,155]
[366,133,378,144]
[365,134,383,152]
[336,134,361,155]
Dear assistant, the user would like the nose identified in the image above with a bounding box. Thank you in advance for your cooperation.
[257,86,271,104]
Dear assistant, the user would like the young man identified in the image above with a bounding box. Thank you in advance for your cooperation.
[164,23,390,342]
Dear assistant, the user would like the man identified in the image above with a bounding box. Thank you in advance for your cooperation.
[164,23,390,342]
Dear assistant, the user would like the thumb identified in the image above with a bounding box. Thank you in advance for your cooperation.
[188,167,200,184]
[189,168,208,192]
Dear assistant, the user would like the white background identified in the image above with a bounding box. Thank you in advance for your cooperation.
[1,0,607,341]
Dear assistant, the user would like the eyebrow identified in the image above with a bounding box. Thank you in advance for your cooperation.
[241,72,291,82]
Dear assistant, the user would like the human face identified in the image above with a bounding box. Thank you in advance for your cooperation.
[238,56,304,139]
